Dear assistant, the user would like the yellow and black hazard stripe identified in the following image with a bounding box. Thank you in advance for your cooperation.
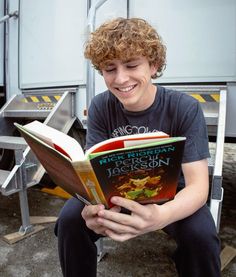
[22,95,61,103]
[189,93,220,103]
[21,95,62,110]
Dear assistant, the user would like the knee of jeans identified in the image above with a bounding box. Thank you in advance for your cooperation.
[55,211,85,239]
[55,199,85,234]
[179,222,219,252]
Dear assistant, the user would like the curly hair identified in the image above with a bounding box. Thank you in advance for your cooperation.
[84,17,166,78]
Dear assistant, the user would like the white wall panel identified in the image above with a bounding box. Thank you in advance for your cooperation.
[130,0,236,83]
[19,0,87,88]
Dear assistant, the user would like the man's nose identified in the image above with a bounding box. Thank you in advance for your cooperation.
[114,69,129,84]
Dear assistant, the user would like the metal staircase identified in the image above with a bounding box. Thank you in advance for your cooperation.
[0,89,78,235]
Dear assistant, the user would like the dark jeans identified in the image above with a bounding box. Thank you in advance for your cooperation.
[54,197,221,277]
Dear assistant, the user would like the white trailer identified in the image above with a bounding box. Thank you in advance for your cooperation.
[0,0,235,240]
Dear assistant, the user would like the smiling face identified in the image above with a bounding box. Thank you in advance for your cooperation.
[101,57,157,112]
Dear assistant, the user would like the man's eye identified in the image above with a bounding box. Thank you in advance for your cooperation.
[127,64,138,69]
[104,68,115,72]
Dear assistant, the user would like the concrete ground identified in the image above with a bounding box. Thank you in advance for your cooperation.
[0,143,236,277]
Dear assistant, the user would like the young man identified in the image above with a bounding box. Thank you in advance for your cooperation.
[55,18,221,276]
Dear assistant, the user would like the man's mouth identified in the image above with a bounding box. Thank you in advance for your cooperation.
[117,85,136,92]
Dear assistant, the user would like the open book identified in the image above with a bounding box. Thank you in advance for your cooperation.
[15,120,186,208]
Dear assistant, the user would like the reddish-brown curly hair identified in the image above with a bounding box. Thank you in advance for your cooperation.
[84,17,166,78]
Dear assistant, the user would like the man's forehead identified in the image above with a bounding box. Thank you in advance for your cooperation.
[104,57,143,66]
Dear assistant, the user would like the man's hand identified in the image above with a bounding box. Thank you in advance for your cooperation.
[96,197,170,242]
[81,203,121,236]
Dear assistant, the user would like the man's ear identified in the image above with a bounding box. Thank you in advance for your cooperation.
[150,64,158,78]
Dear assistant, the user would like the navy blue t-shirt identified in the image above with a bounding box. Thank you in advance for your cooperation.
[86,85,210,164]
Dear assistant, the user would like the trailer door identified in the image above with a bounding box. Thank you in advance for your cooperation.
[19,0,88,89]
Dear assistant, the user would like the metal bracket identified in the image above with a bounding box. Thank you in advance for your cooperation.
[211,175,223,200]
[0,11,18,24]
[15,149,34,235]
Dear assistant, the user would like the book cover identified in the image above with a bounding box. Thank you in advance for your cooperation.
[88,138,186,207]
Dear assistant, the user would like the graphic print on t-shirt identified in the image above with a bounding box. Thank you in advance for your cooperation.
[111,125,160,138]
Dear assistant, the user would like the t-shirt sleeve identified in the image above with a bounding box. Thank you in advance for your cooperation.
[85,94,110,150]
[177,95,210,163]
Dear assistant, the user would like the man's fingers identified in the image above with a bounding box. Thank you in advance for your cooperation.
[81,204,105,220]
[97,215,138,235]
[105,229,136,242]
[109,205,121,213]
[110,196,143,215]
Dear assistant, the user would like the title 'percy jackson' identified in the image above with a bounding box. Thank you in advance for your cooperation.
[97,145,176,178]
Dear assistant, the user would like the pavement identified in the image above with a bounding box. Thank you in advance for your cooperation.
[0,142,236,277]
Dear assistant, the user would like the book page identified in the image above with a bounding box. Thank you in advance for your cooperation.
[124,137,168,148]
[87,131,169,155]
[23,121,84,161]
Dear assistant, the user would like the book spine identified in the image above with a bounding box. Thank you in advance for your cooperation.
[73,161,108,207]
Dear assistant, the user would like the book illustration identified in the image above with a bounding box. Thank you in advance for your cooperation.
[116,172,163,201]
[85,179,102,204]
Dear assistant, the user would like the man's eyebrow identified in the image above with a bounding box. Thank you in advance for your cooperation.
[122,58,141,63]
[103,58,141,67]
[104,61,116,66]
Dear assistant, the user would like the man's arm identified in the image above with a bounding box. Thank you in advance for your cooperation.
[94,159,209,241]
[159,159,209,224]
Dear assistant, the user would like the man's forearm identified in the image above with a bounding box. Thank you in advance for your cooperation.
[161,183,209,226]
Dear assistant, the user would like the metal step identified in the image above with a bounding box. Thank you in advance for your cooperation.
[0,136,28,150]
[0,169,11,187]
[1,93,60,119]
[3,110,51,119]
